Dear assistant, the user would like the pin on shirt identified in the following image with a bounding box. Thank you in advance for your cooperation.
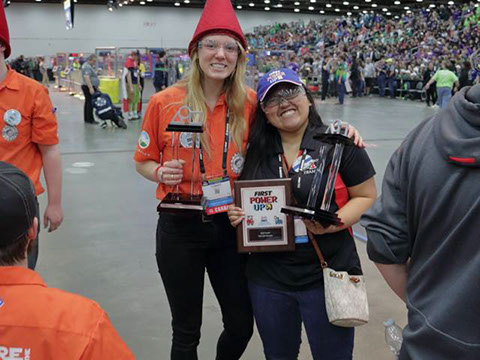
[4,109,22,127]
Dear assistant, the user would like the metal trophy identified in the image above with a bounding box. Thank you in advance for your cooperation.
[157,105,204,213]
[281,120,354,227]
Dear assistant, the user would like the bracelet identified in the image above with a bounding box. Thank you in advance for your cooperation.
[155,165,163,183]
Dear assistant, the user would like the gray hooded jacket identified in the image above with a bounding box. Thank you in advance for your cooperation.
[361,86,480,360]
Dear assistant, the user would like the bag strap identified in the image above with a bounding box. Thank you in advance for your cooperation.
[307,230,328,269]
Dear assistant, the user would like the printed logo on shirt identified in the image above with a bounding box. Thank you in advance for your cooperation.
[292,154,317,174]
[138,131,150,149]
[0,346,31,360]
[230,152,245,174]
[0,298,3,308]
[2,126,18,142]
[3,109,22,127]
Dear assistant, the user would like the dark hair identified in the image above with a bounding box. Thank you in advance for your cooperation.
[0,235,30,266]
[240,86,323,180]
[464,61,471,70]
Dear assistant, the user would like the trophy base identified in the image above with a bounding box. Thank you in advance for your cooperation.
[313,133,355,146]
[157,193,204,213]
[166,123,203,133]
[281,206,344,227]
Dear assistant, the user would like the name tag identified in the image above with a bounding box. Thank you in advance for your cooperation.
[294,217,308,244]
[202,176,233,215]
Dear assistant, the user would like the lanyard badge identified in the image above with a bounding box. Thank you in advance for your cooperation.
[199,111,233,215]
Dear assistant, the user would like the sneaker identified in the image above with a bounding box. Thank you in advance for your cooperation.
[100,121,107,129]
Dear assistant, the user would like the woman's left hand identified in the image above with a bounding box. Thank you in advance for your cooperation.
[346,125,365,148]
[303,219,339,235]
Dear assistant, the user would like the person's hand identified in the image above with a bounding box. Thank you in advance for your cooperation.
[89,87,95,95]
[228,205,245,227]
[157,160,185,186]
[346,125,365,148]
[303,219,338,235]
[44,203,63,232]
[424,84,430,90]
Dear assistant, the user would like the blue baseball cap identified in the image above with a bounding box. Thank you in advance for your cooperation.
[257,68,304,102]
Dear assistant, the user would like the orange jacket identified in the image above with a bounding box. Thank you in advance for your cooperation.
[0,67,59,195]
[0,267,135,359]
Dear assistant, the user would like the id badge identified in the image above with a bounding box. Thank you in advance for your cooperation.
[294,217,308,244]
[202,176,233,215]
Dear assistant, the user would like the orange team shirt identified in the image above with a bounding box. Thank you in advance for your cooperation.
[0,267,135,359]
[0,67,59,195]
[134,85,257,200]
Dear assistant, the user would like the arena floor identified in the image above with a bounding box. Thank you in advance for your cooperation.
[36,82,438,359]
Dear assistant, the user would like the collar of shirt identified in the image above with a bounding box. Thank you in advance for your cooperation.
[271,122,328,155]
[0,266,47,287]
[0,66,21,92]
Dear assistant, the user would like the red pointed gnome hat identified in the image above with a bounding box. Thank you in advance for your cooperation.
[188,0,246,57]
[0,3,10,59]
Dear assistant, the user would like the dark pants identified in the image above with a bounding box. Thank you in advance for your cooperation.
[156,213,253,360]
[378,73,386,97]
[321,79,329,100]
[138,77,144,113]
[351,77,361,97]
[249,282,354,360]
[81,85,97,123]
[27,199,40,269]
[387,77,396,98]
[426,85,437,106]
[337,80,346,104]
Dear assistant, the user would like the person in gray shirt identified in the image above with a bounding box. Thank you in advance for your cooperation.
[81,54,100,124]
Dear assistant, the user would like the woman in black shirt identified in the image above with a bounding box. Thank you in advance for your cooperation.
[229,68,377,360]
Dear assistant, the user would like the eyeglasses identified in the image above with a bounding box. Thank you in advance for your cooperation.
[261,86,305,109]
[197,39,240,55]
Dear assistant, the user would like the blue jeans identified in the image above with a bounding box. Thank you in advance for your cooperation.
[249,281,354,360]
[337,80,346,104]
[387,78,396,98]
[437,87,452,109]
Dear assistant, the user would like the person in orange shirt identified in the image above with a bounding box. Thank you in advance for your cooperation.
[134,0,256,358]
[0,161,135,359]
[0,3,63,269]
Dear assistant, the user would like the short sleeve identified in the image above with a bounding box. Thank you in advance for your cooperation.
[31,86,59,145]
[80,311,135,359]
[338,146,376,187]
[360,147,410,264]
[133,96,162,162]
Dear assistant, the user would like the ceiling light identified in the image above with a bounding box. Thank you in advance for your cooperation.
[35,0,41,2]
[118,3,122,6]
[429,4,435,7]
[184,0,190,3]
[371,4,377,7]
[335,8,340,11]
[294,1,300,5]
[236,5,242,8]
[347,11,352,15]
[448,1,454,4]
[174,2,180,5]
[294,8,300,12]
[308,6,314,10]
[265,6,270,10]
[404,6,409,9]
[310,0,316,3]
[140,1,145,4]
[406,9,411,13]
[343,1,349,4]
[264,0,270,3]
[416,0,423,2]
[276,4,282,7]
[326,3,332,7]
[365,0,371,2]
[147,0,153,2]
[249,2,254,6]
[394,0,400,4]
[363,10,368,13]
[382,8,388,11]
[320,10,325,13]
[353,5,359,9]
[386,11,391,15]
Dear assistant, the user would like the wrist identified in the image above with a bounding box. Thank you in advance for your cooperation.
[155,164,163,183]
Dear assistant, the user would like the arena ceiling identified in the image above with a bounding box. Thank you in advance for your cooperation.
[8,0,477,16]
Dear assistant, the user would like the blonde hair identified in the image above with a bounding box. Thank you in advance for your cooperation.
[175,42,249,156]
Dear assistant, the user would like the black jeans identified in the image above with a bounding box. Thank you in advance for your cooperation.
[156,213,253,360]
[81,85,97,123]
[426,85,437,106]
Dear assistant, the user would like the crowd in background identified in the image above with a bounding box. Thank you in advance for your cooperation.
[245,1,480,105]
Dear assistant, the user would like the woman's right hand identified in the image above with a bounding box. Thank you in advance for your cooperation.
[157,159,185,186]
[228,205,245,227]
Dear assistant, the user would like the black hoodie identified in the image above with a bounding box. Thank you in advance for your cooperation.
[361,86,480,360]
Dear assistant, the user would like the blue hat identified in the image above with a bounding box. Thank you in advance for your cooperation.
[257,68,304,102]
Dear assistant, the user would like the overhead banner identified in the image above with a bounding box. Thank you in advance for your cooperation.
[63,0,74,30]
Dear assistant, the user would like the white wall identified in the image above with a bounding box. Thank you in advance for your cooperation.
[6,4,326,58]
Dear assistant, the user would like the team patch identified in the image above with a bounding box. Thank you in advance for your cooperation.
[292,154,317,173]
[138,131,150,149]
[230,152,245,174]
[179,132,200,148]
[3,109,21,126]
[2,126,18,142]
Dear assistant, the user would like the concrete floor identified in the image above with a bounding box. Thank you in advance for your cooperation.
[36,83,437,359]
